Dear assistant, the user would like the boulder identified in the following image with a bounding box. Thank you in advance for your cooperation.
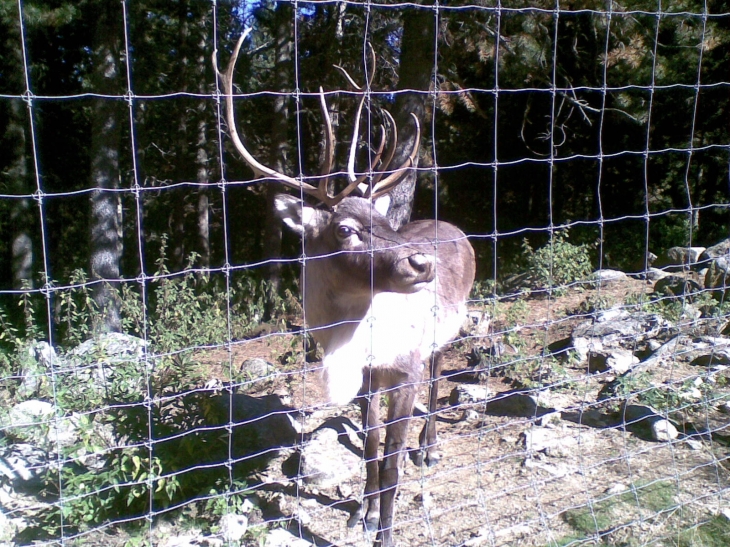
[653,275,702,297]
[592,269,628,285]
[705,256,730,297]
[621,404,679,442]
[298,420,360,488]
[587,348,639,375]
[449,384,494,406]
[656,246,706,270]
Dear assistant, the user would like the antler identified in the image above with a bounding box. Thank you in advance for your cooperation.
[213,31,420,208]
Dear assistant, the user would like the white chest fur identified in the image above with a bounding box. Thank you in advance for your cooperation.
[308,284,466,405]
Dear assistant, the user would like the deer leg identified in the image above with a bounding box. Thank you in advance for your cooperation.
[378,382,417,547]
[347,392,382,533]
[417,350,443,467]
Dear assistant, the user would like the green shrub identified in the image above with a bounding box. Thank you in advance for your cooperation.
[521,229,595,295]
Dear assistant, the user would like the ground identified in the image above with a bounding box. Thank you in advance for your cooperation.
[187,276,730,546]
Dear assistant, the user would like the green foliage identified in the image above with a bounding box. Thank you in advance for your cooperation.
[0,250,287,538]
[521,230,595,296]
[39,451,179,535]
[562,481,676,540]
[676,515,730,547]
[204,478,251,520]
[611,371,713,415]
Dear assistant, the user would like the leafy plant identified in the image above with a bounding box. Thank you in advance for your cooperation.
[521,229,595,295]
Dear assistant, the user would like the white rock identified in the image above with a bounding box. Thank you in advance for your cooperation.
[651,419,679,442]
[604,483,628,495]
[265,529,314,547]
[461,409,480,422]
[449,384,494,405]
[298,425,360,488]
[684,438,702,450]
[218,513,248,542]
[8,400,54,426]
[523,427,577,456]
[160,531,203,547]
[0,510,15,543]
[592,269,628,284]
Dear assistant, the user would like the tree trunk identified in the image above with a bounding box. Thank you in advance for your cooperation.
[5,9,34,289]
[263,2,293,301]
[8,100,34,289]
[89,0,122,333]
[194,8,212,269]
[387,8,435,230]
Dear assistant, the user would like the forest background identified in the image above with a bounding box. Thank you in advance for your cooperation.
[1,0,728,337]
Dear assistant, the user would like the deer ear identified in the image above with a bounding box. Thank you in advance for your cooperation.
[274,193,327,236]
[373,194,391,217]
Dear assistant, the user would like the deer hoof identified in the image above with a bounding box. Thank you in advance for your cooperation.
[425,450,442,467]
[347,505,379,533]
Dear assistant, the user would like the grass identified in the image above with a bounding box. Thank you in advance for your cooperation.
[556,480,730,547]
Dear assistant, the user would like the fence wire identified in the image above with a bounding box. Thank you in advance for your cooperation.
[1,1,729,546]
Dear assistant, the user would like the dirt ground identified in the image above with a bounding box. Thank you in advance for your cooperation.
[190,277,730,546]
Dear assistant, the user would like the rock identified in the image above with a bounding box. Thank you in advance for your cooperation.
[651,419,679,441]
[18,341,60,398]
[604,483,628,495]
[449,384,494,406]
[684,438,702,450]
[461,409,481,422]
[595,307,631,323]
[71,332,148,360]
[159,531,203,547]
[240,358,276,380]
[6,401,56,447]
[571,312,672,362]
[643,268,669,281]
[592,269,627,285]
[654,275,702,297]
[484,392,540,417]
[687,336,730,366]
[572,336,604,363]
[537,411,563,428]
[298,421,360,488]
[0,443,48,488]
[0,510,19,544]
[265,529,315,547]
[218,513,248,542]
[7,400,55,428]
[621,404,679,442]
[705,256,730,297]
[587,349,638,375]
[656,246,706,270]
[463,310,492,337]
[700,239,730,261]
[211,393,299,453]
[63,333,152,399]
[522,426,577,457]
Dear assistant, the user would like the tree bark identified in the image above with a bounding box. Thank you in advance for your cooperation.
[8,100,34,289]
[194,9,212,269]
[263,2,293,300]
[5,8,34,289]
[387,8,435,230]
[89,0,122,333]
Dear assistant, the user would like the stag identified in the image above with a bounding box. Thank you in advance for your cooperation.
[214,32,476,547]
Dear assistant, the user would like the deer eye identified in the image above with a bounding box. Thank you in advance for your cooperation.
[336,225,356,239]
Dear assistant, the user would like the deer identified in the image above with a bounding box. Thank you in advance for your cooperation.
[214,31,476,547]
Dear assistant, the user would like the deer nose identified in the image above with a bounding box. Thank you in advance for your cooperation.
[408,253,434,276]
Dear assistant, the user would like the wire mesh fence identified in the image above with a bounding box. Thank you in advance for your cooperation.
[1,0,729,546]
